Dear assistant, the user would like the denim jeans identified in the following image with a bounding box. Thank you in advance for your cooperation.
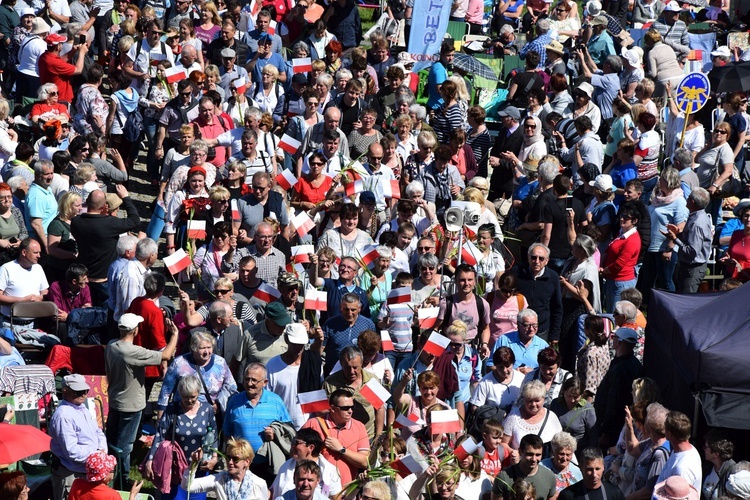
[106,408,142,478]
[605,278,637,313]
[88,282,110,308]
[385,351,412,374]
[144,117,161,181]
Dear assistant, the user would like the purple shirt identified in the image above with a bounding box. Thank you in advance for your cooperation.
[47,281,91,313]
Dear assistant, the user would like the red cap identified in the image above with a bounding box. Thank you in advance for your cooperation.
[45,33,68,45]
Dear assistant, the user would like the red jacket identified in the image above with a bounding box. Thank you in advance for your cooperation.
[603,229,641,281]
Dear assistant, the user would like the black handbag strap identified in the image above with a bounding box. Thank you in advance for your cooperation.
[194,363,215,406]
[536,408,550,437]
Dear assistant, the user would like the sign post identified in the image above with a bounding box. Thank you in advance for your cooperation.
[674,72,711,148]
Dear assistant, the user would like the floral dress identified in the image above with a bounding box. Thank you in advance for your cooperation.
[157,354,237,412]
[140,79,174,120]
[73,84,109,135]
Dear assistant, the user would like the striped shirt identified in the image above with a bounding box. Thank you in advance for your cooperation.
[432,103,466,144]
[323,314,376,376]
[379,302,414,352]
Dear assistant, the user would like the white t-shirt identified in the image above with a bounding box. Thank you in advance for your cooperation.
[18,36,47,77]
[48,0,72,33]
[502,406,563,449]
[655,446,703,493]
[270,456,342,498]
[0,261,49,316]
[266,354,315,430]
[702,468,720,500]
[469,369,524,411]
[456,471,493,500]
[126,39,175,89]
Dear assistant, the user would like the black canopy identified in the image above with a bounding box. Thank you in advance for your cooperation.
[643,285,750,430]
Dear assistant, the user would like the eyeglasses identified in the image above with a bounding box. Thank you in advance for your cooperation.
[421,266,436,271]
[521,323,539,329]
[48,91,58,96]
[73,389,89,396]
[214,234,229,240]
[501,288,516,294]
[449,342,463,348]
[180,92,192,97]
[319,259,331,265]
[80,147,90,151]
[335,404,355,411]
[292,439,308,446]
[418,246,434,251]
[619,215,633,220]
[227,456,245,463]
[245,377,266,385]
[252,185,269,191]
[215,289,232,295]
[216,199,230,204]
[307,101,319,106]
[524,124,536,129]
[713,129,728,134]
[529,255,547,261]
[310,161,325,166]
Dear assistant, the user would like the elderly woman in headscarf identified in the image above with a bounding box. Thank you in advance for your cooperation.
[502,115,547,184]
[620,47,645,102]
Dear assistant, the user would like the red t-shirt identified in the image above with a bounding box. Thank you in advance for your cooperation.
[294,175,333,204]
[30,102,70,122]
[68,479,121,500]
[603,229,641,281]
[480,446,505,477]
[38,52,77,103]
[129,296,167,379]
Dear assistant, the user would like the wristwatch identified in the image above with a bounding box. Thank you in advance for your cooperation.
[339,447,346,456]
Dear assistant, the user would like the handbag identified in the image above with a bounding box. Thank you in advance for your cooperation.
[711,144,742,197]
[146,406,189,494]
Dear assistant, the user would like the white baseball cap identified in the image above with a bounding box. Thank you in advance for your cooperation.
[118,313,144,331]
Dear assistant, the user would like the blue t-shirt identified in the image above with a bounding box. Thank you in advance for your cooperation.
[487,331,549,369]
[427,62,448,110]
[611,161,637,206]
[250,53,286,87]
[648,197,689,252]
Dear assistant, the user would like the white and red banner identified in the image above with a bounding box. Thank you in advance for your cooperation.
[391,455,425,477]
[254,283,281,302]
[344,179,365,197]
[380,330,394,351]
[292,57,312,73]
[387,287,411,305]
[232,76,247,94]
[279,134,301,155]
[359,378,391,410]
[417,307,440,330]
[186,220,206,239]
[454,436,482,461]
[291,244,314,264]
[461,240,482,266]
[429,408,462,434]
[276,169,298,191]
[423,331,450,357]
[382,179,401,199]
[359,245,380,267]
[268,20,277,35]
[304,289,328,311]
[164,66,187,84]
[291,211,315,238]
[163,249,191,275]
[394,411,425,429]
[298,390,330,413]
[231,199,240,221]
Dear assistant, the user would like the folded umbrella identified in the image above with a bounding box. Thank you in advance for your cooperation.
[452,53,499,81]
[708,62,750,94]
[0,423,51,464]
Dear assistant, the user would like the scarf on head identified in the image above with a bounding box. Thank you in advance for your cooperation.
[523,116,544,147]
[650,186,683,207]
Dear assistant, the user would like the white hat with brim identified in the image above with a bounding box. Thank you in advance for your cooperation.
[31,18,51,35]
[284,323,309,345]
[589,174,615,192]
[726,471,750,499]
[118,313,144,331]
[664,1,681,11]
[621,46,643,66]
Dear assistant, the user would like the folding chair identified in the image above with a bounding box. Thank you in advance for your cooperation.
[11,301,59,333]
[446,20,469,46]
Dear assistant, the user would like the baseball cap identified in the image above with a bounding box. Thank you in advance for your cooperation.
[292,73,309,85]
[220,47,236,58]
[45,33,67,45]
[258,33,273,45]
[614,327,638,343]
[284,323,309,345]
[591,15,608,26]
[498,106,521,120]
[663,0,681,11]
[278,271,302,288]
[360,191,376,205]
[62,374,91,391]
[118,313,144,331]
[589,174,615,192]
[265,301,292,327]
[21,8,35,17]
[711,46,731,58]
[105,193,122,212]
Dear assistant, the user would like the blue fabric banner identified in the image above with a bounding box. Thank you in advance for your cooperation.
[408,0,452,72]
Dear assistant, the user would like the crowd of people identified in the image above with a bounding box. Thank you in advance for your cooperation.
[0,0,749,498]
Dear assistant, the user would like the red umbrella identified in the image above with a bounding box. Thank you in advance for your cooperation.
[0,423,51,464]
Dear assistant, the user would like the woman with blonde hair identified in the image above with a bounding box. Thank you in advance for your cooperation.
[47,191,83,283]
[502,380,563,453]
[203,64,225,101]
[195,1,221,46]
[643,29,682,98]
[253,65,285,126]
[222,161,250,200]
[409,462,463,500]
[454,434,493,498]
[448,74,471,124]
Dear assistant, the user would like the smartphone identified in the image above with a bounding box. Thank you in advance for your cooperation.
[78,34,86,45]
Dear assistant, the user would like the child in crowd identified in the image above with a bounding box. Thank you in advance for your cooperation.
[480,418,509,477]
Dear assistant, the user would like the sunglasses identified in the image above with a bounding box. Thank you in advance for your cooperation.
[215,289,231,295]
[421,266,436,271]
[335,404,355,411]
[227,456,245,463]
[501,288,516,294]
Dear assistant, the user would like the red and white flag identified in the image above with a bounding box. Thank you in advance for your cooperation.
[304,289,327,311]
[297,390,330,413]
[268,20,277,35]
[391,455,425,477]
[423,331,450,356]
[279,134,301,155]
[382,179,401,199]
[394,411,425,429]
[359,245,380,267]
[359,378,390,410]
[454,436,481,461]
[430,409,462,434]
[186,220,206,239]
[231,199,240,221]
[292,57,312,73]
[163,249,191,275]
[164,66,187,84]
[344,179,364,197]
[418,307,440,330]
[254,283,281,303]
[461,240,482,267]
[387,287,411,305]
[380,330,394,351]
[291,244,314,264]
[291,211,315,238]
[232,76,247,94]
[276,169,298,191]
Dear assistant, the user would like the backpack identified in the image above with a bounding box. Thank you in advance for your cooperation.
[443,292,487,339]
[466,404,506,441]
[115,90,144,143]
